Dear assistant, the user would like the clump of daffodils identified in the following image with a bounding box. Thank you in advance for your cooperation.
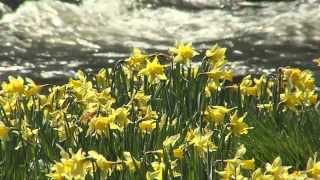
[0,42,320,179]
[204,44,233,95]
[280,68,317,112]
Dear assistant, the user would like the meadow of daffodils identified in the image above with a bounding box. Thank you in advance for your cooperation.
[1,43,320,179]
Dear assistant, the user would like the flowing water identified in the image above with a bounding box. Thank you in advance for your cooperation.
[0,0,320,84]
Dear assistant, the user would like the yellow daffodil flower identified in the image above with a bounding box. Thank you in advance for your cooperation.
[146,159,181,180]
[139,57,167,83]
[306,153,320,178]
[204,106,233,126]
[47,149,91,180]
[0,121,10,140]
[229,112,252,136]
[126,48,148,71]
[206,44,227,68]
[2,76,25,95]
[265,157,291,179]
[186,128,217,154]
[139,120,157,134]
[169,42,198,64]
[123,151,141,172]
[24,78,41,97]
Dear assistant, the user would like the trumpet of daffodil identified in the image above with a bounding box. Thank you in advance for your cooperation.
[205,44,227,68]
[21,126,38,143]
[139,56,167,83]
[253,74,270,97]
[169,42,199,64]
[280,89,302,111]
[302,90,318,106]
[2,76,25,95]
[301,71,316,90]
[306,153,320,178]
[146,159,181,180]
[265,156,291,179]
[95,68,110,87]
[126,48,148,71]
[251,168,274,180]
[88,150,118,177]
[139,106,158,122]
[113,107,132,131]
[162,134,185,159]
[313,57,320,66]
[218,145,255,180]
[24,78,41,97]
[216,162,245,180]
[205,68,232,80]
[132,90,151,109]
[186,128,217,154]
[0,121,10,140]
[283,68,302,87]
[123,151,141,172]
[204,106,233,126]
[229,112,252,136]
[87,115,116,137]
[226,145,256,170]
[240,75,257,96]
[139,119,157,134]
[205,69,233,85]
[47,149,92,180]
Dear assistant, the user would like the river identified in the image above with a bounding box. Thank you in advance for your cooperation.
[0,0,319,84]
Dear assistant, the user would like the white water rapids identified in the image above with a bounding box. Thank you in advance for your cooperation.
[0,0,319,83]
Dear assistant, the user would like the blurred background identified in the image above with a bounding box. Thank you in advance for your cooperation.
[0,0,319,84]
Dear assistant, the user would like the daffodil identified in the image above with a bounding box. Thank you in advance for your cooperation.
[186,128,217,154]
[280,89,302,111]
[169,42,198,64]
[24,78,41,97]
[306,153,320,178]
[87,115,117,137]
[229,112,252,136]
[216,162,243,180]
[203,106,233,126]
[123,151,141,172]
[95,68,109,87]
[0,121,10,140]
[113,107,132,131]
[265,157,291,179]
[139,120,157,134]
[252,168,273,180]
[313,57,320,66]
[146,159,181,180]
[205,69,233,85]
[206,44,227,68]
[132,90,150,108]
[240,75,257,96]
[2,76,25,95]
[88,150,117,177]
[139,56,167,83]
[282,68,315,91]
[47,149,92,180]
[126,48,148,71]
[21,126,38,143]
[218,145,255,180]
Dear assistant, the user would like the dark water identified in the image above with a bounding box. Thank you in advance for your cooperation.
[0,0,320,84]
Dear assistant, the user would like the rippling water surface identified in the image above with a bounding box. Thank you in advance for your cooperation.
[0,0,320,83]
